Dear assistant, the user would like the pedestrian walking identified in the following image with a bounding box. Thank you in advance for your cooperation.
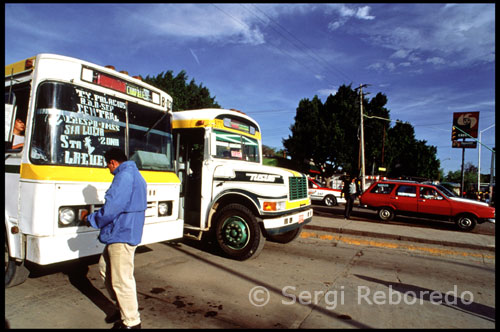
[84,148,147,329]
[342,177,359,219]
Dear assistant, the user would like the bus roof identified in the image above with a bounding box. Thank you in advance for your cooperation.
[5,56,37,76]
[5,53,157,88]
[172,108,261,131]
[6,53,172,110]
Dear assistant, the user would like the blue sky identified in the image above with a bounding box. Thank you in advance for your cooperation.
[5,3,495,176]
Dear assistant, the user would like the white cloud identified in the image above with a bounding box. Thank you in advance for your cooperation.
[338,5,355,18]
[363,4,494,68]
[367,62,396,72]
[318,86,338,97]
[356,6,375,20]
[328,21,343,31]
[426,57,445,65]
[327,4,375,31]
[390,49,410,59]
[386,62,396,71]
[367,62,383,71]
[128,4,266,45]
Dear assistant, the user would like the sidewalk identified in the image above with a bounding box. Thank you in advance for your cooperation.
[304,212,495,252]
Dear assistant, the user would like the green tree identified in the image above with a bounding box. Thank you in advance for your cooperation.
[385,122,416,177]
[385,121,440,179]
[445,162,479,193]
[144,70,220,111]
[322,85,360,175]
[363,93,391,174]
[283,95,327,173]
[284,85,441,180]
[262,145,276,157]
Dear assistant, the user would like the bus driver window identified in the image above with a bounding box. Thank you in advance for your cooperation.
[11,118,25,149]
[6,83,30,151]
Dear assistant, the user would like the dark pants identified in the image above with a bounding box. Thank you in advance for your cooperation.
[344,194,356,219]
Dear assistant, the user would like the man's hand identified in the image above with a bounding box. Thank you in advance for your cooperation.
[81,211,90,227]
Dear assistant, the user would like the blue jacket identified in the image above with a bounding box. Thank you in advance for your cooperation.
[88,161,147,246]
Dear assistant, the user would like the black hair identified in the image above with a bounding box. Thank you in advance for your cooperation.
[104,148,128,163]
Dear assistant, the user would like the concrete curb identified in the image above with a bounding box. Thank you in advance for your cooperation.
[303,224,496,252]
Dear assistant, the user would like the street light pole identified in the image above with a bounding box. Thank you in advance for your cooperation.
[478,124,495,193]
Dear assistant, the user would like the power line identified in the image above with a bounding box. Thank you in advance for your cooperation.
[213,4,354,88]
[211,4,325,78]
[244,4,353,84]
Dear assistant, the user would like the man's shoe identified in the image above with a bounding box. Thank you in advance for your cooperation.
[112,321,141,329]
[105,311,121,324]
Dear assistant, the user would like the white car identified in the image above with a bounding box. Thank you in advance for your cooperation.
[308,178,346,206]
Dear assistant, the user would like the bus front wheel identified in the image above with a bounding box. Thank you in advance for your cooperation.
[214,204,265,261]
[5,237,30,288]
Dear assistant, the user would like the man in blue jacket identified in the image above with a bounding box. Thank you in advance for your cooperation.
[85,148,146,329]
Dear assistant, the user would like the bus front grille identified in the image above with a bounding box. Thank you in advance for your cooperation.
[289,177,308,201]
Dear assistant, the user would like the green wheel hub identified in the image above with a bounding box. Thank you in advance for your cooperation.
[221,216,250,250]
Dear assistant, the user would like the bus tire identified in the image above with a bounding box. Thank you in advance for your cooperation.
[5,237,30,288]
[266,226,302,243]
[214,204,265,261]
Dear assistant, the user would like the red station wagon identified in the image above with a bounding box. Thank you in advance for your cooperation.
[359,180,495,231]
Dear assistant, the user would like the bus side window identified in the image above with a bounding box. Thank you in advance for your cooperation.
[5,84,30,151]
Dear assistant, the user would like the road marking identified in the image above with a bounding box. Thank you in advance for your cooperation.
[300,231,495,260]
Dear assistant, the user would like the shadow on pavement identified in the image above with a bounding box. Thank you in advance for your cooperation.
[355,274,495,322]
[25,256,117,321]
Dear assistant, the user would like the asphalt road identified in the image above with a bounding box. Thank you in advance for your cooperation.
[5,216,495,329]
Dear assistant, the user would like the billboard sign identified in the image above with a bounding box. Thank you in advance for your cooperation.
[452,140,477,149]
[451,112,479,140]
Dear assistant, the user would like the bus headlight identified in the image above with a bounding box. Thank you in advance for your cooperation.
[59,208,76,226]
[58,205,93,227]
[158,201,172,217]
[263,201,286,212]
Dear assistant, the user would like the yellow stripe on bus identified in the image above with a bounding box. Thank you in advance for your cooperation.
[20,164,180,183]
[5,56,36,76]
[172,119,262,140]
[277,167,303,177]
[172,118,215,129]
[286,198,311,209]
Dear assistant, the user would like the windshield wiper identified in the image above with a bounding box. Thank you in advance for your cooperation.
[144,113,168,137]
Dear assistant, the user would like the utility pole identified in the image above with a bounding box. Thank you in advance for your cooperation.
[460,147,465,197]
[478,124,495,194]
[357,84,369,192]
[489,147,495,206]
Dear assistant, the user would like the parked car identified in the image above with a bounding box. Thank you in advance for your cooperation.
[308,178,346,206]
[358,180,495,231]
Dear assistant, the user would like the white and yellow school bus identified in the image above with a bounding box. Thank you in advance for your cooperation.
[172,108,313,260]
[5,54,183,287]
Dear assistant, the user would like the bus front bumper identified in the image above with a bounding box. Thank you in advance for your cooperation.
[261,208,313,235]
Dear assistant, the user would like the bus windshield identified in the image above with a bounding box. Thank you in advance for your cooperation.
[30,81,174,171]
[212,129,259,163]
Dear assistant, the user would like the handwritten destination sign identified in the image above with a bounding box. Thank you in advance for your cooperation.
[58,86,125,166]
